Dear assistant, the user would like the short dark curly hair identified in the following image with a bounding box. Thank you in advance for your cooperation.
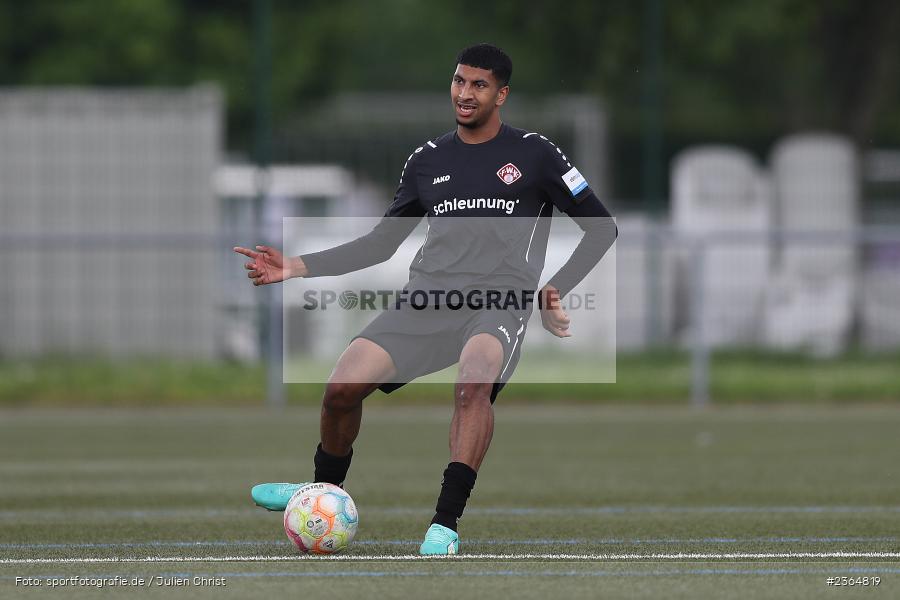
[456,43,512,87]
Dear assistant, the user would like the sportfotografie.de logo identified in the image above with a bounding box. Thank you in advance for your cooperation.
[300,289,598,311]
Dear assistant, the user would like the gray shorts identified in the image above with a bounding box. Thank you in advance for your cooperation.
[353,303,530,403]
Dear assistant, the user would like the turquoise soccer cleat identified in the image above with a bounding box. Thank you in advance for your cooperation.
[419,523,460,555]
[251,482,308,511]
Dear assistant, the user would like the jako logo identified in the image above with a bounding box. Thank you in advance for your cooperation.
[497,325,511,343]
[433,174,450,184]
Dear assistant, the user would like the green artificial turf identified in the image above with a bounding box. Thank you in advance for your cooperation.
[1,406,899,598]
[3,350,900,406]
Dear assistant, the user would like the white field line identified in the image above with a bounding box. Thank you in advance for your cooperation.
[3,535,895,550]
[3,505,900,521]
[3,551,900,564]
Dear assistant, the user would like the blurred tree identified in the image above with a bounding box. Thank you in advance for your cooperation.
[1,0,898,195]
[0,0,182,83]
[663,0,900,145]
[819,0,900,144]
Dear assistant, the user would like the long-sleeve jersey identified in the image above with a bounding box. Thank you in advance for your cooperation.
[301,123,617,298]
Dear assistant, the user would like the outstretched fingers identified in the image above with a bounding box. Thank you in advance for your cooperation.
[235,246,273,286]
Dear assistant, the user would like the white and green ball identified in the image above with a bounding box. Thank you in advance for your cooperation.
[284,483,358,554]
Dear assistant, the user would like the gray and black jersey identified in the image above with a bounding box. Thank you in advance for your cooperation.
[301,123,616,298]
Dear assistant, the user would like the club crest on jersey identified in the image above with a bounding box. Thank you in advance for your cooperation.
[496,163,522,185]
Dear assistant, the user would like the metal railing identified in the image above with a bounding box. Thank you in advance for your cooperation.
[2,225,900,408]
[621,224,900,406]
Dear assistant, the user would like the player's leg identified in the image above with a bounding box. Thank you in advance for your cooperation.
[252,337,396,510]
[449,333,502,470]
[315,337,397,483]
[421,333,503,554]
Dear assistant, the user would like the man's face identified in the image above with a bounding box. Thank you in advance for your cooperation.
[451,64,508,129]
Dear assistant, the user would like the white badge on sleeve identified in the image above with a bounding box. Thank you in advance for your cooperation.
[562,166,588,196]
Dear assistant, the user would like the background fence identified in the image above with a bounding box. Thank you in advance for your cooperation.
[0,87,222,359]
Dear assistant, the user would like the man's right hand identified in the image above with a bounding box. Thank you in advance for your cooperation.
[233,245,307,286]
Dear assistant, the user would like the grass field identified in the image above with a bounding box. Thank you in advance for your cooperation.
[4,350,900,405]
[1,406,899,598]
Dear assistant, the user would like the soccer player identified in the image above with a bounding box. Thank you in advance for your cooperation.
[234,43,616,555]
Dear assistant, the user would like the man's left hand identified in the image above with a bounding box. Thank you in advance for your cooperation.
[539,285,571,338]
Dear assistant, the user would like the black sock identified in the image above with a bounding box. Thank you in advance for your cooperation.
[431,462,477,532]
[313,443,353,487]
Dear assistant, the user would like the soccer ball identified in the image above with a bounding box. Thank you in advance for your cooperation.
[283,483,358,554]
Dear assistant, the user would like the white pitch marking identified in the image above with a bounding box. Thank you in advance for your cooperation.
[3,505,900,523]
[4,551,900,564]
[1,535,896,551]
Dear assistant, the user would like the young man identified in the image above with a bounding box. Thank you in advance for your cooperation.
[234,43,616,555]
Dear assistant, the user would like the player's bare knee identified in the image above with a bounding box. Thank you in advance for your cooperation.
[454,380,493,410]
[322,381,365,413]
